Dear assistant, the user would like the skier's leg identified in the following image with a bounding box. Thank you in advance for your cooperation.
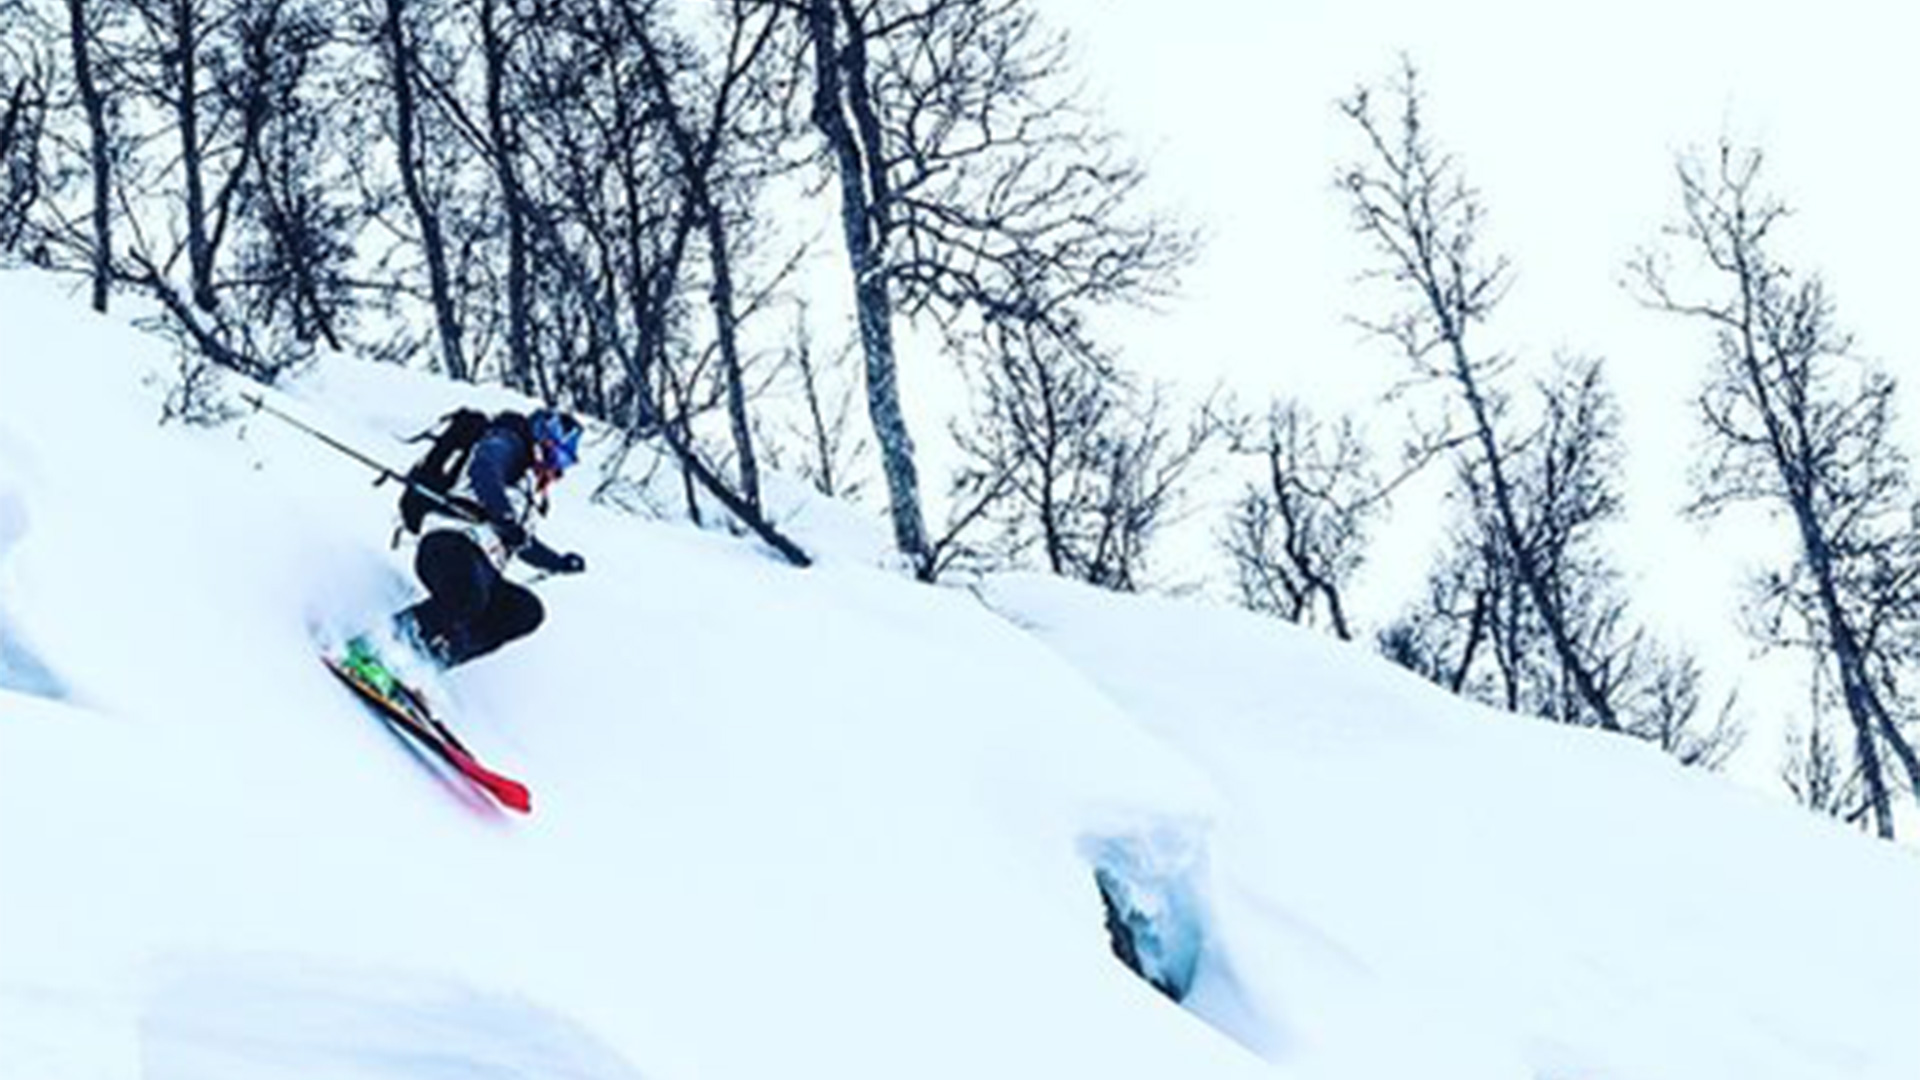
[459,580,546,663]
[399,530,495,664]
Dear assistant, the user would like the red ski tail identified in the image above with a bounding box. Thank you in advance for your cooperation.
[442,744,532,813]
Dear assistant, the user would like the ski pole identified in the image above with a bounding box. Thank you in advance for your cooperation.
[240,392,484,523]
[242,392,404,481]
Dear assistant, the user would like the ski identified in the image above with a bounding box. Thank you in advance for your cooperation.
[322,654,532,814]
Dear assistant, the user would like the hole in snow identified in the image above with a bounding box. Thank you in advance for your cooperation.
[1082,824,1211,1003]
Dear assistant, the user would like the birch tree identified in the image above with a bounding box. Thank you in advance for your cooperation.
[1634,142,1920,837]
[1346,63,1735,764]
[786,0,1188,579]
[1342,61,1629,732]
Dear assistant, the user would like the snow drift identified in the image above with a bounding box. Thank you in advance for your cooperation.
[3,268,1917,1080]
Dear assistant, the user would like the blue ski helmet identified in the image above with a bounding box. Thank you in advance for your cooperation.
[530,409,582,475]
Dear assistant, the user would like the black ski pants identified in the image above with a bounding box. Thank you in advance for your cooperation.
[401,530,544,667]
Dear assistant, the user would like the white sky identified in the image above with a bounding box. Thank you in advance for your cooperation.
[1017,0,1920,787]
[1036,0,1920,394]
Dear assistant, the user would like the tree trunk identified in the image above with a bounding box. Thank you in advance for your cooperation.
[1725,237,1898,836]
[381,0,467,380]
[1451,587,1490,694]
[65,0,111,312]
[632,23,762,509]
[1433,293,1622,731]
[481,0,532,392]
[702,212,761,509]
[1867,694,1920,818]
[805,0,930,577]
[1791,508,1897,838]
[793,314,841,497]
[171,0,216,311]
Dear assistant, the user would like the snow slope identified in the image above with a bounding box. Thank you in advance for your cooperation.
[2,267,1917,1080]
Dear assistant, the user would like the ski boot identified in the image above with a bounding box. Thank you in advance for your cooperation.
[393,608,457,670]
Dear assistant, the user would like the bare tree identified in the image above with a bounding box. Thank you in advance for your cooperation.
[368,0,470,379]
[116,0,291,313]
[628,0,781,511]
[13,0,338,371]
[358,0,560,391]
[0,32,47,254]
[474,0,534,390]
[0,0,1174,582]
[4,0,121,303]
[385,0,815,566]
[1782,714,1867,826]
[1379,351,1741,764]
[495,0,805,542]
[946,313,1210,589]
[1221,396,1465,641]
[776,301,871,501]
[785,0,1189,579]
[230,0,348,354]
[794,0,931,574]
[1622,645,1744,771]
[1633,142,1920,838]
[488,0,686,412]
[1342,61,1630,733]
[1221,402,1388,640]
[1506,357,1641,723]
[1377,524,1500,695]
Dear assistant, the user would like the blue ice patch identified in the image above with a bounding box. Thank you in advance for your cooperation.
[1082,822,1212,1001]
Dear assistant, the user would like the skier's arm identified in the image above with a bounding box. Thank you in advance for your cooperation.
[513,536,578,573]
[465,431,521,527]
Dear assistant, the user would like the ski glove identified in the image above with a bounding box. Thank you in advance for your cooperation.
[557,552,587,574]
[493,518,528,552]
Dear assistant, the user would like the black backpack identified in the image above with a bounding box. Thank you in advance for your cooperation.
[393,408,506,534]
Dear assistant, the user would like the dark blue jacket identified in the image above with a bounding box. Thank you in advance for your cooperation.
[464,419,572,573]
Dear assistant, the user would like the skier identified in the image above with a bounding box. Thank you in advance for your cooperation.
[388,407,589,669]
[240,393,573,811]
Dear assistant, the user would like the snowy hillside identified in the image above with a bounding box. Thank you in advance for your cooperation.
[3,266,1917,1080]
